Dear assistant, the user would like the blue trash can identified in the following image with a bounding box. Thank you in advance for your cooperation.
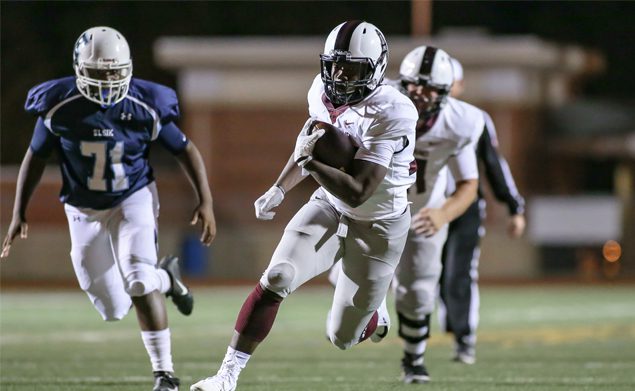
[181,234,209,277]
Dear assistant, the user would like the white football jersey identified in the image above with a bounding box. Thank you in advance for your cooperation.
[307,75,418,221]
[409,96,484,212]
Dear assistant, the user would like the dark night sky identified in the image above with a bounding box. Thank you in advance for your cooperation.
[2,1,634,163]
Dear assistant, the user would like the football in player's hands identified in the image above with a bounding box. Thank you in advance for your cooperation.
[308,120,358,171]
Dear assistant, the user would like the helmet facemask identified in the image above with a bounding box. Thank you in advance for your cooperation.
[320,21,388,106]
[320,53,376,106]
[401,78,451,119]
[75,61,132,106]
[73,27,133,107]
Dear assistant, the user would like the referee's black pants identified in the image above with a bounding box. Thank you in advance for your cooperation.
[439,199,484,345]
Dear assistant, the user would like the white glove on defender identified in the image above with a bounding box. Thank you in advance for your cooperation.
[254,185,285,220]
[294,118,325,167]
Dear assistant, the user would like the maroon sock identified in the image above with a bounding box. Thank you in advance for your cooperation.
[358,311,379,343]
[234,284,283,342]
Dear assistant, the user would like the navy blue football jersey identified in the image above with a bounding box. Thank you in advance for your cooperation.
[26,76,189,209]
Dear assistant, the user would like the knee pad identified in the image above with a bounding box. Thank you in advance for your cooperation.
[328,332,354,351]
[126,280,149,297]
[262,262,296,296]
[123,262,160,297]
[325,309,367,351]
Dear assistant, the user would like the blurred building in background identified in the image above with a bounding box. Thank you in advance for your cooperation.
[1,1,633,284]
[152,31,633,282]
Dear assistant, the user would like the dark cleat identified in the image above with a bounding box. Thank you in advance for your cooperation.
[159,255,194,316]
[401,353,430,384]
[153,371,180,391]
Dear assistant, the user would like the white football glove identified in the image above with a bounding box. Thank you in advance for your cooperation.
[254,185,285,220]
[294,118,325,167]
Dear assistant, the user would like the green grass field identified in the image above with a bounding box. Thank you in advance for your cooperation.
[2,285,634,390]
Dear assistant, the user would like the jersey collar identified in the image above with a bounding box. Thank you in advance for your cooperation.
[321,93,351,123]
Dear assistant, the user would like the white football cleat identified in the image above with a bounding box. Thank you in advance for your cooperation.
[453,343,476,365]
[190,375,235,391]
[190,359,241,391]
[370,297,390,343]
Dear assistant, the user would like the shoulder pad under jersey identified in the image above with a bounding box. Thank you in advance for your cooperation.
[443,97,485,141]
[127,78,180,123]
[24,76,78,115]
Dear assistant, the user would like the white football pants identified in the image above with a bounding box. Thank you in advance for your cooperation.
[260,189,411,350]
[64,183,162,321]
[393,224,449,320]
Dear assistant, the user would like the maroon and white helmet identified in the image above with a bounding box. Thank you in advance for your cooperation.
[399,45,454,116]
[320,20,388,105]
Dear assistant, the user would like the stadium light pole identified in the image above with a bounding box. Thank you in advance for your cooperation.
[411,0,432,37]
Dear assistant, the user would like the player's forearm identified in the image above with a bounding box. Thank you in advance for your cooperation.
[273,154,306,193]
[304,159,367,207]
[176,143,213,205]
[12,149,47,219]
[441,179,478,222]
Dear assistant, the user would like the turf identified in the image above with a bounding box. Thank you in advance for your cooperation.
[1,285,634,390]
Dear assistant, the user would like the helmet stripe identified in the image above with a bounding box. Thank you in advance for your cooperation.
[334,20,363,51]
[419,46,438,76]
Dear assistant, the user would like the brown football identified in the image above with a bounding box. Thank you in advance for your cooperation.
[308,120,358,171]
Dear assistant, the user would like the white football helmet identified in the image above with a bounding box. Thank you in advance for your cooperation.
[73,26,133,106]
[449,57,464,82]
[399,46,453,116]
[320,20,388,106]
